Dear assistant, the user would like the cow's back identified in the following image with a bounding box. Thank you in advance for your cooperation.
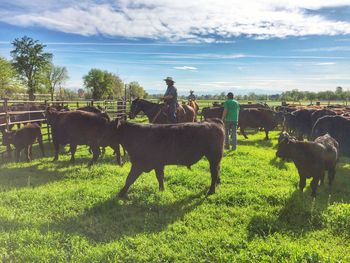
[52,111,108,145]
[119,121,224,170]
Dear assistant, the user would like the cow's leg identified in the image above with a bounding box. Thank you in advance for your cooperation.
[29,144,33,160]
[207,159,220,195]
[118,165,143,198]
[155,166,165,191]
[310,176,319,198]
[15,148,21,162]
[299,176,306,192]
[264,129,269,140]
[114,145,122,166]
[37,135,45,157]
[69,144,77,163]
[320,171,325,185]
[53,141,59,161]
[89,144,100,166]
[328,167,336,186]
[25,145,31,162]
[240,127,248,139]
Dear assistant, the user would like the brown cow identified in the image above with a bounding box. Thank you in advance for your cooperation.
[46,108,111,165]
[100,119,224,198]
[1,123,44,162]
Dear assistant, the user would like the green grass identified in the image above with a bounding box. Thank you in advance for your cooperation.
[0,130,350,262]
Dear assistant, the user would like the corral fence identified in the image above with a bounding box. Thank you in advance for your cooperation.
[0,99,128,158]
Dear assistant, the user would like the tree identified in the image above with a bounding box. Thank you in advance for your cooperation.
[0,57,24,98]
[128,81,146,99]
[305,91,317,105]
[83,69,124,100]
[43,64,69,101]
[11,36,52,100]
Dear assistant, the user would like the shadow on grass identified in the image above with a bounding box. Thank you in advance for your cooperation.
[48,190,206,243]
[0,163,62,190]
[238,138,273,148]
[247,164,350,239]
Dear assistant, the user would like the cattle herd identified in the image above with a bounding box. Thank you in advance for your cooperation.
[1,100,350,198]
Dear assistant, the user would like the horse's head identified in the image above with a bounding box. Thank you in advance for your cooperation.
[129,98,140,119]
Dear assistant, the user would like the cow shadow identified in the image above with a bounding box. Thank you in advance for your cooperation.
[247,164,350,239]
[0,163,62,191]
[47,190,206,243]
[238,138,274,148]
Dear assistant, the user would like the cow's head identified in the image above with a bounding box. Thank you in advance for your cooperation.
[129,98,140,119]
[99,118,122,148]
[276,136,295,160]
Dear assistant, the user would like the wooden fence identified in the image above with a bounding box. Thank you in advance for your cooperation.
[0,99,127,158]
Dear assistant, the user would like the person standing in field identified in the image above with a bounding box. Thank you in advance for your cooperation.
[222,92,240,150]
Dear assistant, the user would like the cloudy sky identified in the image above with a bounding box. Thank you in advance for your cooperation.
[1,0,350,94]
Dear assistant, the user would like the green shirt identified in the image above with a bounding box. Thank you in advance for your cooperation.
[224,99,240,123]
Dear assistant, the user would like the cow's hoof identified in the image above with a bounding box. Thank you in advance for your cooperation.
[206,189,215,196]
[118,192,128,199]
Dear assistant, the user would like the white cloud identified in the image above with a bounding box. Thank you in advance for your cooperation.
[315,62,336,65]
[1,0,350,41]
[174,66,197,70]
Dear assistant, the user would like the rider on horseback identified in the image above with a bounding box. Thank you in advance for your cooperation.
[188,90,196,101]
[162,77,178,123]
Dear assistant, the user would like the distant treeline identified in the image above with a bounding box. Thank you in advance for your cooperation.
[148,87,350,104]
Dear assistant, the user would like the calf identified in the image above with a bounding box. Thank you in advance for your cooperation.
[2,123,44,162]
[276,133,339,197]
[100,119,225,198]
[46,108,110,165]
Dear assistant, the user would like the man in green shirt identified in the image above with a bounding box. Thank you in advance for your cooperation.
[222,92,240,150]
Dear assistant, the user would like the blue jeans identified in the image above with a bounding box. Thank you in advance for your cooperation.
[225,121,237,150]
[168,103,177,123]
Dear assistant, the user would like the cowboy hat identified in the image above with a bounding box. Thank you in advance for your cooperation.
[163,77,175,82]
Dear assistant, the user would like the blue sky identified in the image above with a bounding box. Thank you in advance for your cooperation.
[1,0,350,95]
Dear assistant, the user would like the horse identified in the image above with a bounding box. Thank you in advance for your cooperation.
[129,98,195,123]
[187,100,199,119]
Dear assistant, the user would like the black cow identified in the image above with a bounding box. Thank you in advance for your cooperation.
[276,133,339,197]
[291,109,317,140]
[239,109,281,140]
[100,119,225,198]
[312,115,350,156]
[311,109,336,127]
[46,108,111,165]
[2,123,44,162]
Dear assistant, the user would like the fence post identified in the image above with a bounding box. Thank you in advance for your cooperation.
[44,100,51,144]
[76,101,79,109]
[4,98,9,131]
[91,100,94,106]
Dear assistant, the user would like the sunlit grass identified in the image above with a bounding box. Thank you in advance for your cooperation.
[0,130,349,262]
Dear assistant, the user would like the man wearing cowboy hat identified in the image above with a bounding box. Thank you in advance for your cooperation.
[162,77,178,123]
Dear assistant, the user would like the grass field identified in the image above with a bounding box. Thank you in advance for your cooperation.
[0,129,349,262]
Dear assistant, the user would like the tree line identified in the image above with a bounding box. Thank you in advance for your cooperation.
[0,36,147,100]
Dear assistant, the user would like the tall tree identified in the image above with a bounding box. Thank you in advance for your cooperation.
[43,64,69,101]
[83,69,124,100]
[11,36,52,100]
[0,57,24,98]
[128,81,146,99]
